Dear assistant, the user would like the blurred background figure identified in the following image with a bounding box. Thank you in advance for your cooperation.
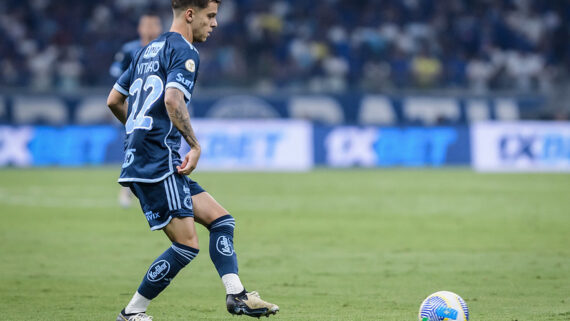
[109,12,162,78]
[109,12,162,208]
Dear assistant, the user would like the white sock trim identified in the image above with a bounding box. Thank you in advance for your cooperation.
[222,273,245,295]
[125,291,151,314]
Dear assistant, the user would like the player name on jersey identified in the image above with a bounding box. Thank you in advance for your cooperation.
[137,61,160,75]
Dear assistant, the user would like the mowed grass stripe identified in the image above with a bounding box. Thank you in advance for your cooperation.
[0,168,568,320]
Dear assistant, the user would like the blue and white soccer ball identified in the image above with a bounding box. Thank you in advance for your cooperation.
[418,291,469,321]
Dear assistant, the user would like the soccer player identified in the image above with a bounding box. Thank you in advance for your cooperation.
[106,1,279,320]
[110,12,163,208]
[109,13,163,78]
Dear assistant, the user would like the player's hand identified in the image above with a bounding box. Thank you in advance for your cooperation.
[177,147,201,175]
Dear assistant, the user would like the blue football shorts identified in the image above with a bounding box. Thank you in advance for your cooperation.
[127,173,206,231]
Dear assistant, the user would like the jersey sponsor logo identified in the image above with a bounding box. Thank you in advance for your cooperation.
[146,260,171,282]
[136,61,160,75]
[142,41,165,59]
[176,73,194,88]
[185,59,196,72]
[216,236,234,256]
[122,149,136,168]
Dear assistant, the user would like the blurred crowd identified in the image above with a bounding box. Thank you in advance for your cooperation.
[1,0,569,93]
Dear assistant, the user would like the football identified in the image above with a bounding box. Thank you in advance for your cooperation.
[418,291,469,321]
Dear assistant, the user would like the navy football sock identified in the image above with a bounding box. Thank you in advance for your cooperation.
[137,242,199,300]
[209,215,238,277]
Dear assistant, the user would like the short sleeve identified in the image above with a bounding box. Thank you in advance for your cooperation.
[110,42,135,78]
[120,50,134,74]
[113,63,133,96]
[109,59,123,78]
[165,46,199,102]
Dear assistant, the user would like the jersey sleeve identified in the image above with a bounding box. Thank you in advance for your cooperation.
[109,58,123,78]
[165,46,199,102]
[109,42,134,78]
[113,63,133,96]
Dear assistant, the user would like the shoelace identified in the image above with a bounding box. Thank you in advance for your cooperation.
[246,291,278,311]
[131,313,153,321]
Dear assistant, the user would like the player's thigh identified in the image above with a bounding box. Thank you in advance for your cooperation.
[163,217,199,249]
[192,192,229,226]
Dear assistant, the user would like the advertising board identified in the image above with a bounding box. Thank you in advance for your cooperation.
[314,126,471,167]
[472,122,570,172]
[0,121,314,171]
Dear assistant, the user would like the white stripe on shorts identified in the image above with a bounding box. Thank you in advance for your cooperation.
[170,176,182,209]
[167,176,179,210]
[164,180,173,211]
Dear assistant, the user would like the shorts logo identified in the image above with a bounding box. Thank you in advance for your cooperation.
[185,59,196,72]
[122,149,136,168]
[144,211,160,221]
[147,260,170,282]
[216,236,234,256]
[183,195,192,209]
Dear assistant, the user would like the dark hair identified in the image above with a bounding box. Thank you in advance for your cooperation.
[171,0,220,10]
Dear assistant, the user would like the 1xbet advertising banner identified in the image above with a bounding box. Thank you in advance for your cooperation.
[0,121,314,171]
[0,125,123,166]
[472,122,570,172]
[313,126,471,167]
[179,120,313,171]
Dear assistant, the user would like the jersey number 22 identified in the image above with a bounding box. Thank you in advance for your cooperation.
[125,75,164,134]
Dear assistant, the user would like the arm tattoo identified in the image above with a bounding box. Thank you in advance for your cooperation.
[166,92,200,149]
[173,105,199,148]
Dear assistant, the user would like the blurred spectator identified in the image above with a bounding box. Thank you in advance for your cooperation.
[0,0,569,94]
[411,45,443,88]
[57,46,83,92]
[28,45,58,91]
[504,49,544,91]
[466,53,495,93]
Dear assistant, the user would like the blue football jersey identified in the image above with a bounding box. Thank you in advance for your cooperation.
[113,32,200,183]
[110,39,143,78]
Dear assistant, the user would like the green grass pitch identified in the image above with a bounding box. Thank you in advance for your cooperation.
[0,168,569,321]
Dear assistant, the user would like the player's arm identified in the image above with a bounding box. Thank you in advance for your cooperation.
[164,87,201,175]
[108,61,134,125]
[106,88,128,125]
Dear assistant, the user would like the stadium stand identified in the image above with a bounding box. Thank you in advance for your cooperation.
[0,0,569,95]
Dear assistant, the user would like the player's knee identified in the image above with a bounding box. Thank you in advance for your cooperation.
[208,214,235,236]
[174,234,199,249]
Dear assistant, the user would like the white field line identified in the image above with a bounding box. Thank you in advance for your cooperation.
[0,187,118,209]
